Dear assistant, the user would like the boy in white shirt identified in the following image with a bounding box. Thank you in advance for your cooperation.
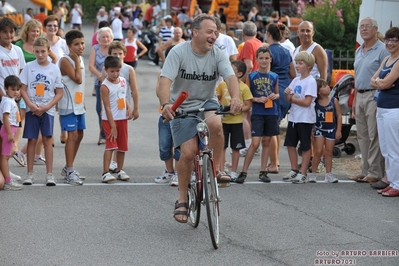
[20,38,63,186]
[58,30,86,185]
[100,56,133,183]
[283,51,317,184]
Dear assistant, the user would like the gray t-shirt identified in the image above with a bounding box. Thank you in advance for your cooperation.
[160,41,235,110]
[354,40,389,90]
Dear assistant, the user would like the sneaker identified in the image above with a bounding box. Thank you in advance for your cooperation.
[224,161,232,173]
[4,179,22,191]
[10,172,22,182]
[292,173,308,184]
[230,171,238,182]
[66,171,83,185]
[61,167,85,180]
[46,173,56,186]
[117,170,130,181]
[283,170,297,182]
[308,173,317,183]
[239,147,260,157]
[102,172,116,183]
[325,173,338,183]
[154,170,173,183]
[317,162,325,173]
[34,156,46,165]
[13,152,26,167]
[148,61,157,66]
[109,161,118,173]
[235,172,247,184]
[259,171,271,183]
[23,173,34,185]
[170,172,178,186]
[239,148,248,157]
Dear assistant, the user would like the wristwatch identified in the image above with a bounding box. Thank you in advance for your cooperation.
[160,103,170,110]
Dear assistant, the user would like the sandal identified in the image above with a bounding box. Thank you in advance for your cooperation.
[266,166,279,174]
[382,188,399,197]
[216,171,231,183]
[173,201,188,223]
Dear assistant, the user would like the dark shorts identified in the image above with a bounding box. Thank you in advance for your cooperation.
[223,123,245,150]
[23,112,54,139]
[251,115,280,137]
[314,127,336,140]
[284,122,314,151]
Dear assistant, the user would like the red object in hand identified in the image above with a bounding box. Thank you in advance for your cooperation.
[171,91,189,111]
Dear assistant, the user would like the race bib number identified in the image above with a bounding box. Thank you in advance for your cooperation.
[75,92,83,104]
[325,111,333,123]
[117,98,125,110]
[36,84,45,96]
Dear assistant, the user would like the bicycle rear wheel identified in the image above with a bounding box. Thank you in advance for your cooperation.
[202,153,220,249]
[188,170,201,228]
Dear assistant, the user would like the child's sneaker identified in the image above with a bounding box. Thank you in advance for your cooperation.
[317,162,325,173]
[13,152,26,167]
[46,173,56,186]
[10,172,22,182]
[34,156,46,165]
[170,173,178,186]
[4,179,23,190]
[308,173,317,183]
[292,173,308,184]
[325,173,339,183]
[259,171,271,183]
[154,170,173,183]
[61,167,85,180]
[66,171,83,185]
[23,173,34,185]
[235,172,247,184]
[229,171,238,182]
[109,161,118,173]
[117,170,130,181]
[224,161,232,173]
[102,172,116,183]
[283,170,297,182]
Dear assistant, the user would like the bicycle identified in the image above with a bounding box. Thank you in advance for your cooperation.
[174,105,230,249]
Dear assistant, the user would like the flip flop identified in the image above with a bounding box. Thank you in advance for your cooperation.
[266,167,279,174]
[216,171,231,183]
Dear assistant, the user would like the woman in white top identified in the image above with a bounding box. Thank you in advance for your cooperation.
[44,15,69,144]
[112,11,124,41]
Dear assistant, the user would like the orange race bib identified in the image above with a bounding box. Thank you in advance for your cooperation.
[264,99,273,108]
[117,98,125,110]
[35,84,45,96]
[75,92,83,104]
[325,111,333,123]
[17,111,21,123]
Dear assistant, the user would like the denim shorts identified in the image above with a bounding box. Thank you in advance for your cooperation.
[158,116,180,161]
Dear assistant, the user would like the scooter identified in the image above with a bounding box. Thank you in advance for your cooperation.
[138,30,158,61]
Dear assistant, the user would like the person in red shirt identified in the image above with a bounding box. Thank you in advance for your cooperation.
[143,2,154,28]
[34,7,48,28]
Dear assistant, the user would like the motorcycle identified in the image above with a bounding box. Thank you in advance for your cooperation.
[138,30,158,61]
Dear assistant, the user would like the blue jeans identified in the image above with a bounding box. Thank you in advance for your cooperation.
[95,84,105,139]
[158,116,180,161]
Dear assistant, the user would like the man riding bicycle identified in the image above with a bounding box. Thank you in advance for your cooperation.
[157,14,241,223]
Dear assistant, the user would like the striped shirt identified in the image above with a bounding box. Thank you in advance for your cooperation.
[159,26,174,44]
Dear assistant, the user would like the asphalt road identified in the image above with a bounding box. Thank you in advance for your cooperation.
[0,24,397,266]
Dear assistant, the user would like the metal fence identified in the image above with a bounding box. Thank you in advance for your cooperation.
[332,50,355,70]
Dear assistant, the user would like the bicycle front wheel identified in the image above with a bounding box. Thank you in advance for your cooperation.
[202,153,220,249]
[188,169,201,228]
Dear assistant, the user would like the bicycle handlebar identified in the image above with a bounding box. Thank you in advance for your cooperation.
[174,105,231,119]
